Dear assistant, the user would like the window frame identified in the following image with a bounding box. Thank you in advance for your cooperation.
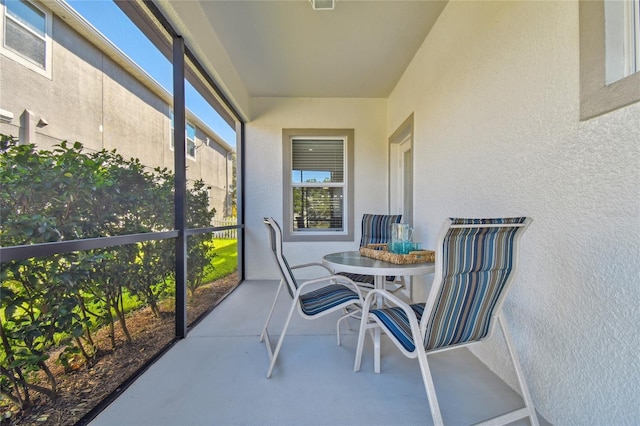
[170,112,196,161]
[0,0,52,79]
[633,0,640,72]
[580,0,640,120]
[282,128,354,242]
[186,121,196,160]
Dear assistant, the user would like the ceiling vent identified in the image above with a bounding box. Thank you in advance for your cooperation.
[310,0,335,11]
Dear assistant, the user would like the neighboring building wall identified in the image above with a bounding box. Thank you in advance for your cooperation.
[0,1,232,219]
[387,1,639,425]
[0,17,104,150]
[192,126,234,218]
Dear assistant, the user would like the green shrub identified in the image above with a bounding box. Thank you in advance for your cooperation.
[0,134,217,410]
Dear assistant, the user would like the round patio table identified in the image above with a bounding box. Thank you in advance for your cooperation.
[322,250,435,373]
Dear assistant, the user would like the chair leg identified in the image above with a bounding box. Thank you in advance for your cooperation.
[385,276,412,299]
[260,279,285,343]
[497,314,539,426]
[354,321,366,372]
[266,297,298,378]
[336,310,349,346]
[416,347,444,426]
[340,307,354,332]
[336,308,361,346]
[474,316,539,426]
[354,313,376,372]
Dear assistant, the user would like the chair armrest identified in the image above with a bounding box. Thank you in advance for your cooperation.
[361,289,422,339]
[290,262,334,275]
[362,288,410,311]
[296,274,365,301]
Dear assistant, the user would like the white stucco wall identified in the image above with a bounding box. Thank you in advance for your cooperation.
[388,1,639,424]
[245,97,388,280]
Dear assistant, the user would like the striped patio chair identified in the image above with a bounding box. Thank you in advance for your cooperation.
[260,217,364,378]
[354,217,539,426]
[336,213,408,293]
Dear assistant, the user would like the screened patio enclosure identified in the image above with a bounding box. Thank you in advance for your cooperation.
[1,1,638,425]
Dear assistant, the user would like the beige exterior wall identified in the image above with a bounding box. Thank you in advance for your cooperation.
[388,1,639,425]
[244,97,387,280]
[241,2,639,424]
[0,2,233,219]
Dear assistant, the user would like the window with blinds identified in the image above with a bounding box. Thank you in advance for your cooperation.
[0,0,52,77]
[5,0,46,67]
[187,122,197,159]
[291,137,345,231]
[170,112,197,160]
[282,129,353,241]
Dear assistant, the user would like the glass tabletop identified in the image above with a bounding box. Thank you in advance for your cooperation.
[322,251,435,276]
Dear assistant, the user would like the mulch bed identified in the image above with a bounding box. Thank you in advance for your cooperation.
[1,272,239,426]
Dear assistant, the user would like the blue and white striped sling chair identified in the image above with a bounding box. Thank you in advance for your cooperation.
[260,217,364,378]
[335,213,410,294]
[354,217,539,426]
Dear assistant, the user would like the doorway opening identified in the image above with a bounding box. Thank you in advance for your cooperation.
[389,114,414,226]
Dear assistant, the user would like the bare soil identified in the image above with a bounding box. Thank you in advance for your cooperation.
[2,272,239,426]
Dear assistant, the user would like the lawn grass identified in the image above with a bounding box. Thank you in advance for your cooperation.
[203,238,238,283]
[82,238,236,327]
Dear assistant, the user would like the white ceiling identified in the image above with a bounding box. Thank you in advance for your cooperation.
[159,1,447,99]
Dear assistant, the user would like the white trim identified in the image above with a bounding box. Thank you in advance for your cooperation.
[389,114,414,225]
[604,0,640,84]
[389,136,411,216]
[0,0,52,79]
[0,107,14,122]
[623,0,640,76]
[398,136,412,221]
[633,0,640,72]
[580,0,640,119]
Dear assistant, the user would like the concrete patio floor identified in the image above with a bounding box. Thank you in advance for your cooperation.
[91,279,548,426]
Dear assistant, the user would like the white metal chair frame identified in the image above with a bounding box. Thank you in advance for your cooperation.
[354,218,539,426]
[260,217,364,378]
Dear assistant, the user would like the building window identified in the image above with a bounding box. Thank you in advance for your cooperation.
[580,0,640,120]
[0,0,52,78]
[186,122,196,159]
[170,111,174,149]
[282,129,354,242]
[605,0,639,83]
[630,0,639,72]
[170,112,196,160]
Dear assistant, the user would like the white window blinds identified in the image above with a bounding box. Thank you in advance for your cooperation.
[291,139,344,184]
[290,137,345,232]
[5,0,46,68]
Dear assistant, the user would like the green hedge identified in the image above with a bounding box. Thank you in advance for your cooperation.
[0,134,223,411]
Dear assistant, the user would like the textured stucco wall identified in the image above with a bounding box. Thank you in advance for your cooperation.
[0,19,104,149]
[388,1,639,424]
[245,97,388,280]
